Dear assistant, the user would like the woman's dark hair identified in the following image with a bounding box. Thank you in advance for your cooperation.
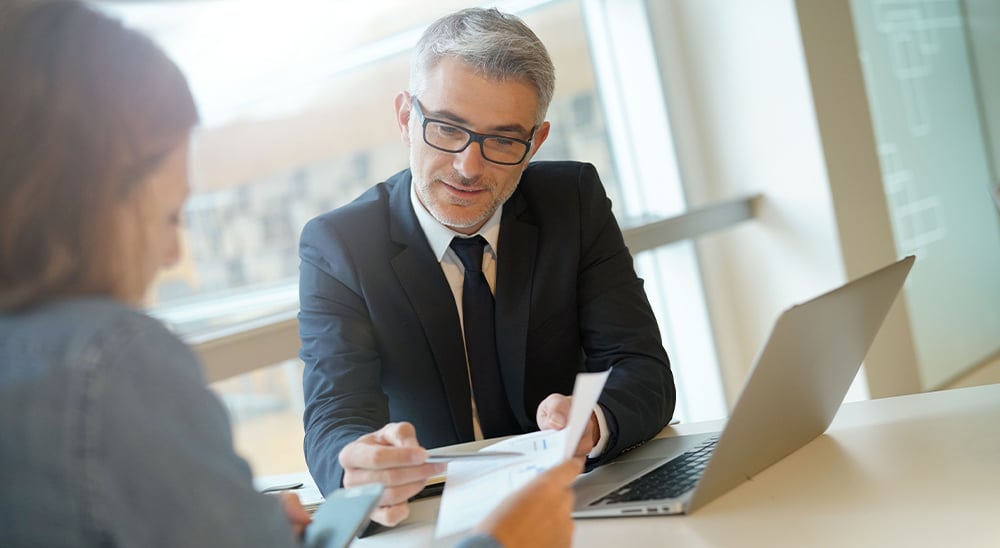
[0,0,199,310]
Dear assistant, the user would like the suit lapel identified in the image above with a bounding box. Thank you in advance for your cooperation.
[387,173,474,440]
[495,189,536,427]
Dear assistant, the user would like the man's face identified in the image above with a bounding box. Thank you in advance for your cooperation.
[395,56,550,235]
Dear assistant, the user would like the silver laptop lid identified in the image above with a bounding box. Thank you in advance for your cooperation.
[687,255,915,511]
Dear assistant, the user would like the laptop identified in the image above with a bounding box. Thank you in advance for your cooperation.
[572,255,915,517]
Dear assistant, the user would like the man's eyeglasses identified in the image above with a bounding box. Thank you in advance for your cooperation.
[410,97,535,166]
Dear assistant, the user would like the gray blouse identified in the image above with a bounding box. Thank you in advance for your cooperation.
[0,297,299,547]
[0,297,503,547]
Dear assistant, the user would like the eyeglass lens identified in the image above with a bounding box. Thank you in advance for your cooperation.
[424,122,528,164]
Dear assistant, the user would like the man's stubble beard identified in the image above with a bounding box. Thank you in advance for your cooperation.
[410,147,517,230]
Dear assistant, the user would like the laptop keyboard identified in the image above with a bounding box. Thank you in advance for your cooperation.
[592,435,719,505]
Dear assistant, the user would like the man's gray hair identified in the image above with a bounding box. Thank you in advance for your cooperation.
[410,7,555,125]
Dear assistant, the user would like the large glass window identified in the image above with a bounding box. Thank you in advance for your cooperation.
[97,0,619,310]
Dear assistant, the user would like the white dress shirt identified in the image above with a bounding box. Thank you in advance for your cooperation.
[409,182,608,457]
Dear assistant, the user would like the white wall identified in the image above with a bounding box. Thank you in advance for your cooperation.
[645,0,848,403]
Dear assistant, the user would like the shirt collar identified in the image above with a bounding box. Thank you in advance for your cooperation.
[410,177,502,262]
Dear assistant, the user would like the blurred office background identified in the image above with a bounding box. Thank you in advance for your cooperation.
[90,0,1000,476]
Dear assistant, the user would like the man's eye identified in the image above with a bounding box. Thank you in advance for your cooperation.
[438,125,461,136]
[493,138,515,148]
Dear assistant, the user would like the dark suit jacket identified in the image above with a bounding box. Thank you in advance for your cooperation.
[299,161,675,494]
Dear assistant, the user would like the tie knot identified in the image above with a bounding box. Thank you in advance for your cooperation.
[450,235,488,272]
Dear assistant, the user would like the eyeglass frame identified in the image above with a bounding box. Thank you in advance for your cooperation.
[409,97,537,166]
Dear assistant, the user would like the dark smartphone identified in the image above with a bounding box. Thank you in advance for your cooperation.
[303,483,384,548]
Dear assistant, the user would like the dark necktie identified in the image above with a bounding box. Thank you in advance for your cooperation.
[450,236,521,438]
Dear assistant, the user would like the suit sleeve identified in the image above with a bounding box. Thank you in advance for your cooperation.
[574,163,676,462]
[298,218,390,494]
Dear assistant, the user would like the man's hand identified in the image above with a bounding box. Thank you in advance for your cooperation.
[473,458,583,548]
[536,394,600,458]
[338,422,446,527]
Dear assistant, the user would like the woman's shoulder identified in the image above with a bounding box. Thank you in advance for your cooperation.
[18,296,159,328]
[5,296,198,381]
[36,296,177,345]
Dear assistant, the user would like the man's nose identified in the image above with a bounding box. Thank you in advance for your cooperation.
[452,140,487,178]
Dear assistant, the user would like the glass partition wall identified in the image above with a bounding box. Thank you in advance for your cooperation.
[850,0,1000,390]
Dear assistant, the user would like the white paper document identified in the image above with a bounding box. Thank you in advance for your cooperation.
[434,369,611,538]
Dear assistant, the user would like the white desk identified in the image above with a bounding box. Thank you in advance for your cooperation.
[347,383,1000,547]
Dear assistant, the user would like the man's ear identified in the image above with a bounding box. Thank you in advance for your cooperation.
[393,91,412,146]
[524,121,551,163]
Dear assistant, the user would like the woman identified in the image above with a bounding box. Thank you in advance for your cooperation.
[0,2,578,547]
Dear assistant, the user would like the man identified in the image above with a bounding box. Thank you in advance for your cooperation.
[299,7,676,527]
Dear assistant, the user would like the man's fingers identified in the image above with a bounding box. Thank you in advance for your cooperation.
[343,462,444,489]
[373,421,421,447]
[371,501,411,527]
[536,394,571,429]
[338,439,426,470]
[338,422,428,470]
[378,479,432,507]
